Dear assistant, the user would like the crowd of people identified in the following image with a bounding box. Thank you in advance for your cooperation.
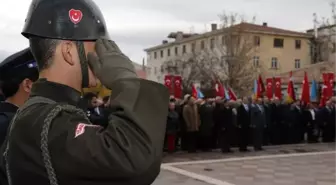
[165,94,336,153]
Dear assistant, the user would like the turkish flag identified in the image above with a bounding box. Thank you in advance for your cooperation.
[265,78,274,99]
[301,71,310,104]
[274,77,282,100]
[320,73,329,106]
[173,76,182,99]
[215,81,224,98]
[164,75,174,95]
[327,73,334,97]
[191,84,197,98]
[256,74,265,98]
[228,88,237,100]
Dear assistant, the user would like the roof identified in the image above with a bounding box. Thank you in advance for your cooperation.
[144,22,312,52]
[306,24,336,32]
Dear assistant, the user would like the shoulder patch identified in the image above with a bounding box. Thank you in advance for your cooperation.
[75,123,101,138]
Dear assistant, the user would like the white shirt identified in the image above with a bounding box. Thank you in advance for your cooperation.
[309,109,315,120]
[243,104,249,111]
[95,107,101,115]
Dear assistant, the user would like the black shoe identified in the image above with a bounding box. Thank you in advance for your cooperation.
[222,149,233,153]
[239,149,250,152]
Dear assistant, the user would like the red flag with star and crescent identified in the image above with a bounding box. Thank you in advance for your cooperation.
[265,78,274,99]
[274,77,282,100]
[327,73,334,98]
[191,84,197,98]
[301,71,310,104]
[173,75,182,99]
[215,81,225,98]
[320,73,333,106]
[164,75,174,95]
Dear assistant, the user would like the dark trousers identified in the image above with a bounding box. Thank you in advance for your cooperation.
[220,129,232,152]
[186,131,198,153]
[199,134,212,151]
[307,122,318,143]
[253,127,263,150]
[238,127,249,151]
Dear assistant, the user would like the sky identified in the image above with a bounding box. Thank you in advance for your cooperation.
[0,0,333,64]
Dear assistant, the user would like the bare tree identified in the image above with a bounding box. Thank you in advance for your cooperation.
[311,2,336,63]
[161,11,265,96]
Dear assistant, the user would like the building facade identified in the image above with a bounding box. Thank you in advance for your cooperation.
[144,22,313,84]
[306,24,336,63]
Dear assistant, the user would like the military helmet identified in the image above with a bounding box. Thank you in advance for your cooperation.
[22,0,109,41]
[22,0,110,88]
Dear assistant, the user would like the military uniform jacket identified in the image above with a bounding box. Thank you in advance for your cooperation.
[0,78,169,185]
[0,102,18,148]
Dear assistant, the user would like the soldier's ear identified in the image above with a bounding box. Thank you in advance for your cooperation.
[61,41,76,66]
[21,78,33,93]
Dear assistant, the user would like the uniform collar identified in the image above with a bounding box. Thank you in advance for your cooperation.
[30,78,81,106]
[0,101,19,113]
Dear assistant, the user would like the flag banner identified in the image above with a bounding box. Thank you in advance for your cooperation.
[301,71,310,104]
[266,78,274,99]
[164,75,174,95]
[287,71,296,103]
[256,75,265,98]
[310,79,318,102]
[327,73,334,97]
[274,77,282,100]
[215,81,225,98]
[173,75,182,99]
[191,84,197,98]
[197,88,204,99]
[228,88,237,100]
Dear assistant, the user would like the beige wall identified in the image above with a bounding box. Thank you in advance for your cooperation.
[257,34,311,76]
[146,32,312,83]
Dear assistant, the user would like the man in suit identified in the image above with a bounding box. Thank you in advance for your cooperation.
[304,103,319,143]
[250,98,266,151]
[220,100,234,153]
[290,100,304,143]
[237,97,251,152]
[321,100,336,142]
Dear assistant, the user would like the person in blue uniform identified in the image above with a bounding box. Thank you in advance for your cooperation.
[0,48,38,147]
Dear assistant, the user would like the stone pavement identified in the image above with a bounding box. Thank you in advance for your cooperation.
[152,143,336,185]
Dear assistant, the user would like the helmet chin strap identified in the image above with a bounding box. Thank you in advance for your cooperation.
[76,42,89,88]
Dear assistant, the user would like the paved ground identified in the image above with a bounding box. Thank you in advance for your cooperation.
[152,143,335,185]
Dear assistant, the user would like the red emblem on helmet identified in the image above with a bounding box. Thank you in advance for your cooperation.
[69,9,83,24]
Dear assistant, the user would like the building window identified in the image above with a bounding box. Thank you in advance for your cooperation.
[160,50,163,58]
[253,56,259,67]
[191,43,196,53]
[294,59,300,69]
[254,36,260,46]
[154,67,157,74]
[175,47,178,55]
[201,40,205,50]
[210,38,215,49]
[167,48,170,56]
[332,43,336,53]
[182,45,186,53]
[154,52,157,59]
[273,38,284,48]
[295,40,301,49]
[221,36,226,45]
[271,57,278,68]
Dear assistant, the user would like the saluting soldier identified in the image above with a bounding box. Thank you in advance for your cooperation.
[0,48,38,147]
[0,0,169,185]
